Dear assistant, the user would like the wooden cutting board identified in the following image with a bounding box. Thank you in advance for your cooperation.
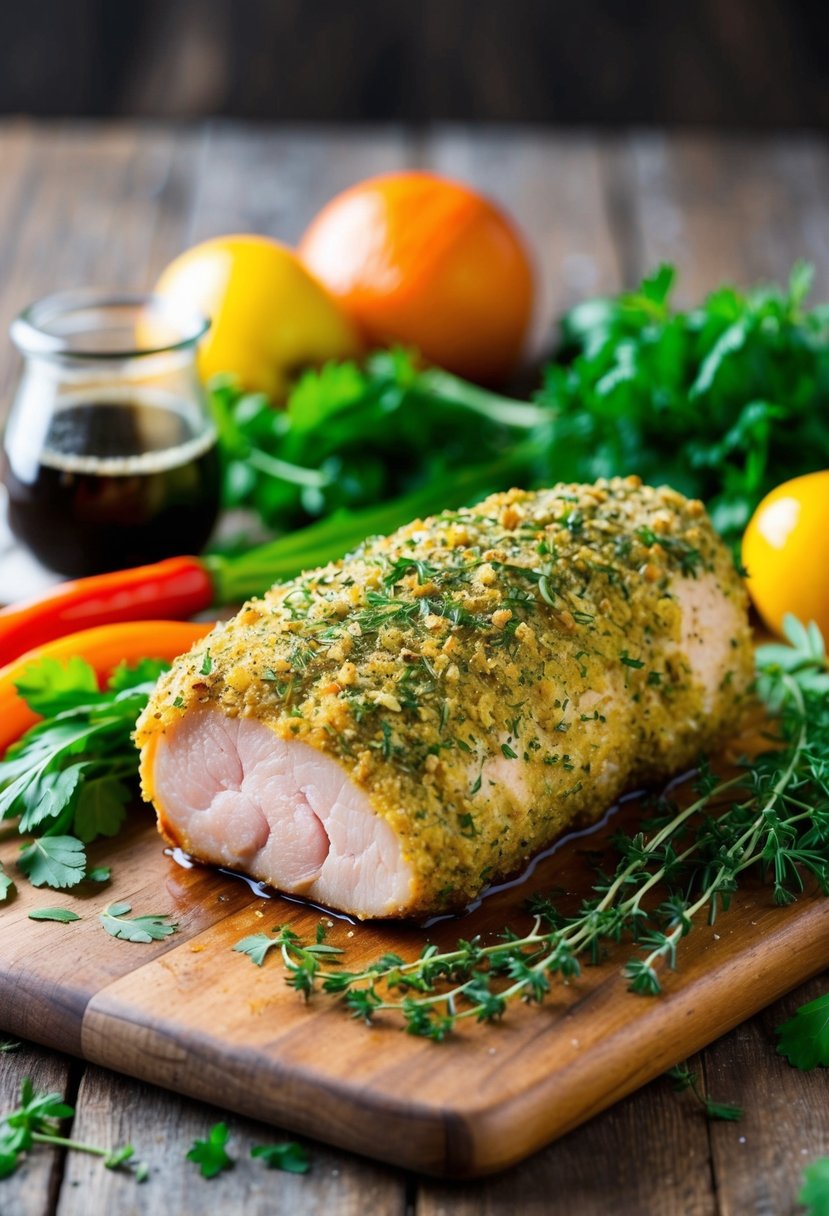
[1,773,828,1179]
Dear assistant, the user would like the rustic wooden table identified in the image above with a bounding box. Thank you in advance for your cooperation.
[1,121,828,1215]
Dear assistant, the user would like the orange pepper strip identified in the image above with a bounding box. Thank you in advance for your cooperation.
[0,619,213,757]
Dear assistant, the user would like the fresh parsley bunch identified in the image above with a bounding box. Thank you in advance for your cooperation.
[538,261,829,543]
[210,349,541,533]
[210,262,829,557]
[0,658,167,894]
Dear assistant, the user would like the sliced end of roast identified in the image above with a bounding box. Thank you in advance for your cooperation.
[145,708,415,919]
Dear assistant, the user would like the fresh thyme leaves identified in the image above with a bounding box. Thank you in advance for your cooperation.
[0,1040,21,1053]
[666,1063,743,1122]
[776,992,829,1070]
[0,657,167,891]
[800,1158,829,1216]
[187,1122,234,1179]
[256,623,829,1038]
[99,902,178,944]
[0,1078,144,1181]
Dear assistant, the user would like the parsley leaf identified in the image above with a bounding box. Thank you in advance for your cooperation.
[18,836,86,889]
[801,1158,829,1216]
[776,991,829,1070]
[0,657,172,893]
[99,902,177,944]
[0,1077,142,1181]
[28,907,81,924]
[13,656,98,715]
[187,1122,233,1179]
[17,764,86,834]
[0,863,13,902]
[73,776,130,843]
[233,932,281,966]
[251,1141,310,1173]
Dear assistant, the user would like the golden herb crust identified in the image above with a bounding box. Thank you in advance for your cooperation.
[136,476,753,914]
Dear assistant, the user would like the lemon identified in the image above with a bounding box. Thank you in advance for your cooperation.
[742,470,829,637]
[153,235,361,400]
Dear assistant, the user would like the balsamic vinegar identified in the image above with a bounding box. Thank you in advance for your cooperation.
[2,396,221,576]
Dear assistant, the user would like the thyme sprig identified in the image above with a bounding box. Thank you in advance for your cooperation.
[236,617,829,1039]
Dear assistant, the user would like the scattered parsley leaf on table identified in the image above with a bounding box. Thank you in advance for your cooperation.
[801,1158,829,1216]
[28,908,81,924]
[0,862,13,902]
[776,992,829,1070]
[251,1142,310,1173]
[99,902,177,944]
[0,1077,142,1181]
[18,836,86,889]
[232,932,282,966]
[187,1122,233,1179]
[666,1065,743,1122]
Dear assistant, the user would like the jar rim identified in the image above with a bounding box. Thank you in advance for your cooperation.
[10,289,210,361]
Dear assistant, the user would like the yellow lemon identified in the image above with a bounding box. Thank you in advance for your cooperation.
[742,470,829,637]
[153,235,361,400]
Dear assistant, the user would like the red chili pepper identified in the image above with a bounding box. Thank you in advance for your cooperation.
[0,556,214,669]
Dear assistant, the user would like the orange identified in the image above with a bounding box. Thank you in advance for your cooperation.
[153,235,361,400]
[742,471,829,638]
[298,172,535,384]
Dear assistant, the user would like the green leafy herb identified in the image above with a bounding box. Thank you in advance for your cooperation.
[776,991,829,1070]
[265,622,829,1037]
[28,907,81,924]
[544,262,829,545]
[200,651,213,676]
[206,264,829,603]
[251,1141,310,1173]
[0,658,168,891]
[666,1062,742,1122]
[99,902,177,944]
[0,863,13,902]
[18,836,86,889]
[801,1158,829,1216]
[73,777,129,843]
[0,1040,21,1053]
[232,932,282,967]
[0,1078,143,1181]
[186,1122,233,1179]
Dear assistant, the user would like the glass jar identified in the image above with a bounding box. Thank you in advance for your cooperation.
[2,290,220,577]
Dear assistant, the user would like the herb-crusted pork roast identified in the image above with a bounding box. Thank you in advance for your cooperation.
[135,477,753,919]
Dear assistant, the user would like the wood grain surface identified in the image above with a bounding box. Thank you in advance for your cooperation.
[1,121,828,1212]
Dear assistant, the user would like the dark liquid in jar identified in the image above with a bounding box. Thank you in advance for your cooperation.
[2,397,221,576]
